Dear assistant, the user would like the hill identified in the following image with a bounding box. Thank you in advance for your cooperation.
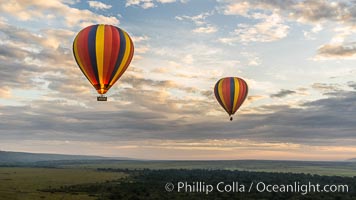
[0,150,117,164]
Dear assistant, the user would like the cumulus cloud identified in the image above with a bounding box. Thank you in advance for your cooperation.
[0,0,119,27]
[126,0,155,9]
[222,1,251,16]
[220,13,289,44]
[218,0,356,58]
[0,19,89,102]
[88,1,112,10]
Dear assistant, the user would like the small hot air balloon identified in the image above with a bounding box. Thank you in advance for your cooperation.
[214,77,248,121]
[73,24,134,101]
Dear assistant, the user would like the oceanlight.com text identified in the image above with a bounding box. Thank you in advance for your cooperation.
[165,181,349,195]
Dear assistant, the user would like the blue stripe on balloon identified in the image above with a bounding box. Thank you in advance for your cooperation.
[88,25,99,84]
[109,27,127,83]
[230,77,235,113]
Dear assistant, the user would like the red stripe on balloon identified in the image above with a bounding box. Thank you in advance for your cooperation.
[222,78,232,114]
[76,26,98,85]
[103,25,112,84]
[106,26,120,85]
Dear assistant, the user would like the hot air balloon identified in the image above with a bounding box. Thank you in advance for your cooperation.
[73,24,134,101]
[214,77,248,121]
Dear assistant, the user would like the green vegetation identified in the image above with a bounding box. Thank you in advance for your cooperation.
[0,167,126,200]
[61,160,356,177]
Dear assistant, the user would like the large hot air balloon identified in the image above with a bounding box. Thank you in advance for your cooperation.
[73,24,134,101]
[214,77,248,121]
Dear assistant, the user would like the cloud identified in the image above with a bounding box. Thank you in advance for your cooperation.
[241,52,261,66]
[126,0,185,9]
[0,19,89,102]
[176,12,213,26]
[303,24,323,40]
[217,0,356,55]
[222,1,250,16]
[157,0,176,3]
[286,0,350,24]
[219,13,289,44]
[270,89,296,98]
[192,25,217,34]
[0,0,119,27]
[316,42,356,59]
[0,22,44,89]
[131,35,150,43]
[0,87,12,98]
[88,1,112,10]
[2,85,356,150]
[348,81,356,90]
[176,11,217,34]
[126,0,155,9]
[312,83,341,93]
[219,0,353,25]
[248,95,265,102]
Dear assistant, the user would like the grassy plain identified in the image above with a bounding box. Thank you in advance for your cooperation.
[0,167,126,200]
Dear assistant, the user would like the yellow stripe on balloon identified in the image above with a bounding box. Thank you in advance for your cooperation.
[96,24,105,90]
[109,31,132,86]
[218,79,228,112]
[232,77,240,113]
[73,35,92,85]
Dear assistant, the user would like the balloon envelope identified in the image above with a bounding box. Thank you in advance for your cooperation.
[73,24,134,94]
[214,77,248,119]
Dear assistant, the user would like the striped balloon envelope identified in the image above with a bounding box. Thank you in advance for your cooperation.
[214,77,248,121]
[73,24,134,100]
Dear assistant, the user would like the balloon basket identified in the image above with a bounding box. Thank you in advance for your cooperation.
[97,96,107,101]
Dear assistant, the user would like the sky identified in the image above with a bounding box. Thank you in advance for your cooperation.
[0,0,356,161]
